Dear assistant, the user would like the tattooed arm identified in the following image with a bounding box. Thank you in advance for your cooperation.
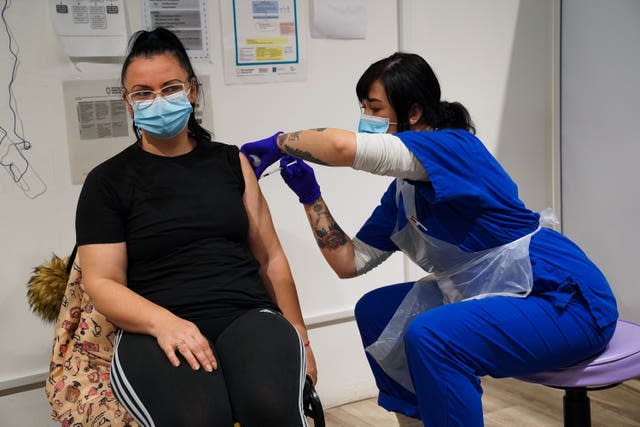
[302,196,357,278]
[277,128,357,167]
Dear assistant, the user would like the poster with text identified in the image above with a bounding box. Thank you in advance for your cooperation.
[220,0,306,84]
[142,0,210,61]
[50,0,128,57]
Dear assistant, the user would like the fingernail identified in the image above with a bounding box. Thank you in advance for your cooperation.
[205,365,213,372]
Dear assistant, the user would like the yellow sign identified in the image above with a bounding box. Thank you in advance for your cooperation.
[256,47,285,61]
[246,38,288,45]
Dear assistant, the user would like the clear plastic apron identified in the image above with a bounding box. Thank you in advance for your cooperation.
[366,179,539,392]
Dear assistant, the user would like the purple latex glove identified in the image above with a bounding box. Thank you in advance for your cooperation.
[280,156,321,205]
[240,131,284,178]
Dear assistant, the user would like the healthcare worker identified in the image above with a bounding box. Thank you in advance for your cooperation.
[240,52,618,426]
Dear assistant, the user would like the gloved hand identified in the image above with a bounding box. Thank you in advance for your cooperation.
[240,131,284,178]
[280,156,321,205]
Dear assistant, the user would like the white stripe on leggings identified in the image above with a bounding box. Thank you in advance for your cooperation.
[260,308,308,426]
[111,330,156,427]
[298,330,308,427]
[110,334,146,425]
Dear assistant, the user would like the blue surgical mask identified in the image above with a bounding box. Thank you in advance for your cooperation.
[132,91,193,139]
[357,114,397,134]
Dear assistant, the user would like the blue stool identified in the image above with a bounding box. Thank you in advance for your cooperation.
[517,320,640,427]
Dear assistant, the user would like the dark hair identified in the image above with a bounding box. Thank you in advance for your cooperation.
[356,52,475,134]
[121,27,211,142]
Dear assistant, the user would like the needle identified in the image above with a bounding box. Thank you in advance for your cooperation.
[261,160,297,179]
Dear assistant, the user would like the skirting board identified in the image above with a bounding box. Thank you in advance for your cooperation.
[0,372,47,397]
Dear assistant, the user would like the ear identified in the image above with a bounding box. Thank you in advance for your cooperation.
[188,77,198,105]
[122,92,134,117]
[408,103,424,126]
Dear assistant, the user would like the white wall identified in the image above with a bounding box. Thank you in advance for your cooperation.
[0,0,559,425]
[400,0,560,280]
[561,0,640,322]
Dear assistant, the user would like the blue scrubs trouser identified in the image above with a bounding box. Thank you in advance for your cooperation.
[354,282,615,426]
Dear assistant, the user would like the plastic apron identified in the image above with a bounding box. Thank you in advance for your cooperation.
[366,179,539,392]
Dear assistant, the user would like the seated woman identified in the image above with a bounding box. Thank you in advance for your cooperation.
[47,27,316,427]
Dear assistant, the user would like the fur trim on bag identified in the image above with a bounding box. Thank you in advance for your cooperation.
[26,254,70,323]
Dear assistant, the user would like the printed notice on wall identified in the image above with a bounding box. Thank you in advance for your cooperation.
[49,0,128,57]
[220,0,306,84]
[63,77,213,184]
[142,0,210,62]
[63,79,133,184]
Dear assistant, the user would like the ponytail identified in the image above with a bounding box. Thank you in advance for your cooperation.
[437,101,475,134]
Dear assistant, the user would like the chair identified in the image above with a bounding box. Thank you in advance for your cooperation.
[516,319,640,427]
[304,375,326,427]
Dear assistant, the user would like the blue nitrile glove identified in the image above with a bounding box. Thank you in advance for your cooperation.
[280,156,321,205]
[240,131,284,178]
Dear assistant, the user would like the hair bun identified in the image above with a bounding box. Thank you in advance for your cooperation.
[437,101,476,134]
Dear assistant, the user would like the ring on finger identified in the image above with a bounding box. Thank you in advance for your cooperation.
[175,341,183,351]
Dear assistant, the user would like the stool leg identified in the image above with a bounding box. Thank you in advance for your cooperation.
[563,388,591,427]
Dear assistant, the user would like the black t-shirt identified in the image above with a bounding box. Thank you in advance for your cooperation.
[75,140,277,321]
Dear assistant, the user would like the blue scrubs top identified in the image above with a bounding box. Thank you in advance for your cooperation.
[355,129,617,329]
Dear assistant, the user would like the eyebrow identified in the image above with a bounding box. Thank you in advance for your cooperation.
[365,97,384,103]
[130,78,185,90]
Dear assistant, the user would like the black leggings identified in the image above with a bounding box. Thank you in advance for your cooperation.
[111,308,307,427]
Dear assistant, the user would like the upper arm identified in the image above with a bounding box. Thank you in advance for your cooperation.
[239,153,282,265]
[78,242,128,292]
[76,166,126,245]
[353,133,428,180]
[75,165,129,292]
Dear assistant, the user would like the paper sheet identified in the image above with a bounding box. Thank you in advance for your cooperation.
[64,79,131,184]
[142,0,210,62]
[49,0,128,57]
[311,0,365,39]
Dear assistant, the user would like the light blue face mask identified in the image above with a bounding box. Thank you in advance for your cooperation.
[357,114,397,134]
[132,91,193,139]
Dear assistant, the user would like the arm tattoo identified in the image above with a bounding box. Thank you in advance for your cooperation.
[285,131,301,142]
[308,199,348,250]
[284,146,328,165]
[277,130,329,165]
[311,200,328,227]
[315,223,348,250]
[277,131,300,149]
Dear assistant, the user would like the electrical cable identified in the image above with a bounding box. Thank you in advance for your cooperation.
[0,0,46,198]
